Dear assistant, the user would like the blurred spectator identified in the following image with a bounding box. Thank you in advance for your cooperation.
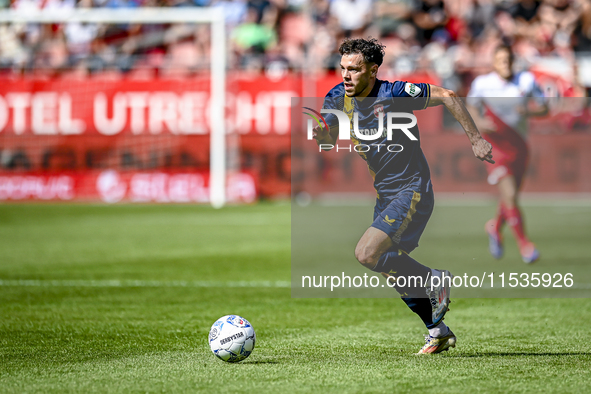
[232,6,277,70]
[0,0,588,95]
[373,0,412,38]
[464,0,496,40]
[211,0,248,27]
[310,0,330,24]
[329,0,373,36]
[573,0,591,51]
[412,0,449,45]
[248,0,272,23]
[0,23,28,68]
[64,0,99,63]
[511,0,541,37]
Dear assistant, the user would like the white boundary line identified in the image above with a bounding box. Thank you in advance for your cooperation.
[0,279,290,288]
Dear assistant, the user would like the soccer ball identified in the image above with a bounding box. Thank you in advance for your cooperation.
[208,315,256,362]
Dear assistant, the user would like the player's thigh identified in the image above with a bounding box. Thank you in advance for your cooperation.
[358,189,430,263]
[510,157,528,190]
[397,190,434,253]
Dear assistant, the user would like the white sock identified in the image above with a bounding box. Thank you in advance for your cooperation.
[428,322,449,338]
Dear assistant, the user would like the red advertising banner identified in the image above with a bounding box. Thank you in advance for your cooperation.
[293,133,591,196]
[0,170,257,203]
[1,74,590,202]
[0,76,298,201]
[0,76,300,136]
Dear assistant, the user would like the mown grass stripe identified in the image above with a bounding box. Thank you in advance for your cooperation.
[0,279,291,288]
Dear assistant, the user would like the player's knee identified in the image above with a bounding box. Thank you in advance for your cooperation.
[500,193,517,209]
[354,244,380,269]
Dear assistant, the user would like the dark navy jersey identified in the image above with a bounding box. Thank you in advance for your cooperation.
[322,79,432,199]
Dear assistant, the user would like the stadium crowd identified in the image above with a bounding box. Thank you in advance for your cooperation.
[0,0,590,92]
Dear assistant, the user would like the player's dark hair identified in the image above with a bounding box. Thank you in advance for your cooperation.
[339,38,386,67]
[494,44,514,63]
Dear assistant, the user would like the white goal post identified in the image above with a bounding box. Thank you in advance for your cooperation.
[0,7,227,208]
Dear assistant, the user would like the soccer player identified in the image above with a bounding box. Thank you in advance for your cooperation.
[312,38,494,354]
[467,45,548,264]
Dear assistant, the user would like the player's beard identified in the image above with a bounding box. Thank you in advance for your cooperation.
[346,80,368,97]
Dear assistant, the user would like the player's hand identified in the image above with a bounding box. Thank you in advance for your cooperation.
[312,124,329,141]
[472,138,494,164]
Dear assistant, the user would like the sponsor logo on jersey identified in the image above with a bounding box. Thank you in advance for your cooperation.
[374,104,384,117]
[405,83,421,98]
[383,215,396,225]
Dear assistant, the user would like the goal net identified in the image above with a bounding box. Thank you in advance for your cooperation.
[0,7,249,207]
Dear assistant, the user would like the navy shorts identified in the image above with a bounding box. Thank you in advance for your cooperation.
[371,186,434,254]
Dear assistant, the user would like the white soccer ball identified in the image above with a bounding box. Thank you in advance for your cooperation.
[208,315,256,362]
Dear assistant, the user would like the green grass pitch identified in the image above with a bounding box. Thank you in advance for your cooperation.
[1,201,590,393]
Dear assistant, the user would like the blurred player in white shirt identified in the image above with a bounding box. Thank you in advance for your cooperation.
[467,45,548,264]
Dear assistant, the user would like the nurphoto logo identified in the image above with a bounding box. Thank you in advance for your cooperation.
[302,107,418,153]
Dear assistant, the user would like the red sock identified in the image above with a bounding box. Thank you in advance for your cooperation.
[505,206,529,247]
[493,203,506,234]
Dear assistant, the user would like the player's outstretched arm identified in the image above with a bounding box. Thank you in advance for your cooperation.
[428,85,495,164]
